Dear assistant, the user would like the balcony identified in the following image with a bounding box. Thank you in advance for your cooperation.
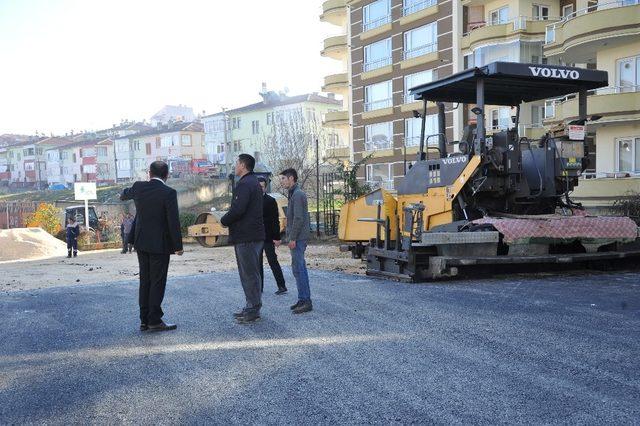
[325,146,350,159]
[323,110,349,128]
[322,72,349,95]
[544,2,640,62]
[362,98,394,120]
[321,35,348,60]
[545,86,640,124]
[320,0,347,26]
[360,15,392,41]
[362,57,393,80]
[461,16,557,52]
[400,42,438,70]
[400,0,438,26]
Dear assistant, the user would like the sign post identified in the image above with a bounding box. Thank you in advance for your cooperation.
[74,182,97,230]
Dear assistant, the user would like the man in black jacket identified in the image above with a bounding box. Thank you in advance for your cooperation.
[120,161,183,332]
[220,154,265,324]
[257,176,287,295]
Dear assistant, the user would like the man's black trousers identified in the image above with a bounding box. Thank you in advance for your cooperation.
[260,240,286,291]
[137,250,170,325]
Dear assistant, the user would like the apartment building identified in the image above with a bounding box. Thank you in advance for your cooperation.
[96,139,116,184]
[5,137,72,188]
[346,0,454,190]
[114,122,205,181]
[0,146,9,182]
[203,89,344,176]
[320,0,354,163]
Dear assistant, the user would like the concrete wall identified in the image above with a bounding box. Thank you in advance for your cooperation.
[596,40,640,87]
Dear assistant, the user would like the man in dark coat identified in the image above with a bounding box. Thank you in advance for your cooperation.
[220,154,265,324]
[120,161,183,332]
[257,176,287,295]
[65,217,80,258]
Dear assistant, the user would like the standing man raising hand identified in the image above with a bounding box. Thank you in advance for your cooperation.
[120,161,183,332]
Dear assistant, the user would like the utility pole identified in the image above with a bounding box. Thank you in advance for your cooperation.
[316,137,320,238]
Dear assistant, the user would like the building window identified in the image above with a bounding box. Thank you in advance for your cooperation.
[366,163,394,189]
[364,38,392,72]
[181,134,192,146]
[531,105,544,127]
[232,117,241,130]
[405,115,438,147]
[489,6,510,25]
[252,120,260,135]
[156,137,161,148]
[403,0,436,16]
[403,22,438,60]
[364,80,393,111]
[617,137,640,173]
[491,107,512,130]
[363,0,391,32]
[267,112,274,125]
[365,121,393,151]
[404,69,436,103]
[233,140,242,151]
[561,4,574,18]
[532,4,549,20]
[617,55,640,93]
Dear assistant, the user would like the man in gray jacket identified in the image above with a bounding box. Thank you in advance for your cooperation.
[279,168,312,314]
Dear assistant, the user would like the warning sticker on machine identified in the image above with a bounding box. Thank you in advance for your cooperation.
[567,125,585,140]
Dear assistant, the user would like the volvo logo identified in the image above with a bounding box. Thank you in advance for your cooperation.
[529,66,579,79]
[442,156,468,165]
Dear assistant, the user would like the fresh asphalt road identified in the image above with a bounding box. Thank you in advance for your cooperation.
[0,268,639,424]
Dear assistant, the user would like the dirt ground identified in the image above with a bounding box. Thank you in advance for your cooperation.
[0,241,366,293]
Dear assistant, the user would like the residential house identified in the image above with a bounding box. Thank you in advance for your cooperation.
[150,105,196,127]
[202,87,344,176]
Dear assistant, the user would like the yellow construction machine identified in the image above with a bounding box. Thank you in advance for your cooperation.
[339,62,640,281]
[188,193,287,247]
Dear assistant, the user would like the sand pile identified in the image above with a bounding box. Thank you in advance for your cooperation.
[0,228,69,262]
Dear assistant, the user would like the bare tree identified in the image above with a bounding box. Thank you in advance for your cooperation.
[261,108,330,196]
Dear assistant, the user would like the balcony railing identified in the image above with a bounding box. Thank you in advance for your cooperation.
[403,42,437,60]
[364,98,393,112]
[545,0,639,43]
[545,85,639,118]
[464,15,560,37]
[365,140,393,151]
[581,170,640,179]
[367,180,395,190]
[363,56,392,73]
[403,0,437,16]
[363,14,391,32]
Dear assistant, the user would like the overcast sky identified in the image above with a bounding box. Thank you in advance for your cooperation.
[0,0,339,135]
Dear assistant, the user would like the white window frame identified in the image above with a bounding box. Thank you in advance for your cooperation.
[404,69,436,103]
[366,163,394,189]
[252,120,260,135]
[364,80,393,112]
[491,107,512,130]
[365,121,393,151]
[364,38,392,72]
[616,55,640,93]
[489,6,510,25]
[405,115,438,147]
[616,137,640,173]
[561,4,574,18]
[532,4,550,20]
[403,22,438,60]
[363,0,391,32]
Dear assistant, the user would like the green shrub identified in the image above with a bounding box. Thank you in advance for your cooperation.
[179,212,197,235]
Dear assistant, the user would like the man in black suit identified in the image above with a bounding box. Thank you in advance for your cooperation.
[120,161,183,332]
[257,176,287,295]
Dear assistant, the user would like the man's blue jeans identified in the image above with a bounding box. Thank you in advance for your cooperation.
[291,240,310,302]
